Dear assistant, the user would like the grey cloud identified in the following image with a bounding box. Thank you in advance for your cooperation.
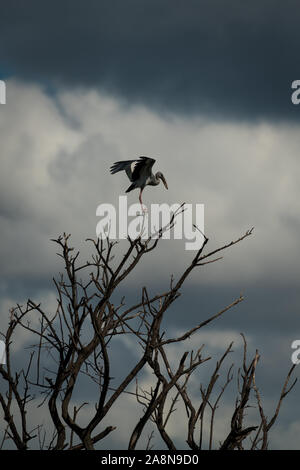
[1,0,300,120]
[1,81,300,286]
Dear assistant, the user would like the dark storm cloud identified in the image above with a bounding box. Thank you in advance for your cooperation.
[1,0,300,120]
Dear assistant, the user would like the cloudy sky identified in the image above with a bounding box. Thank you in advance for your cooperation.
[1,0,300,450]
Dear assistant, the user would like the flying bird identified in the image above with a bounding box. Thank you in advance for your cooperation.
[110,157,168,209]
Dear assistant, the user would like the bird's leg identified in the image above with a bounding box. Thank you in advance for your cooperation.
[139,188,147,213]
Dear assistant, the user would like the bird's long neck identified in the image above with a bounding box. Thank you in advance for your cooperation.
[151,172,160,185]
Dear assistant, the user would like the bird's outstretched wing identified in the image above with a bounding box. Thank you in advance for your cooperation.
[110,157,156,182]
[131,157,156,181]
[110,159,137,181]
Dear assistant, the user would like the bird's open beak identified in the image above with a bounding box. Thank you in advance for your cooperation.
[161,175,168,189]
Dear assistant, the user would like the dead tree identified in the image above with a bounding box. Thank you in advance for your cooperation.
[0,209,296,450]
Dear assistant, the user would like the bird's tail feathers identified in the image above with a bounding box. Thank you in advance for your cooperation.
[125,182,136,193]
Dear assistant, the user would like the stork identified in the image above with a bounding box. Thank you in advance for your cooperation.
[110,157,168,210]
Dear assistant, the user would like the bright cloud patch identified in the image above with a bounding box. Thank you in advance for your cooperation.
[1,80,299,290]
